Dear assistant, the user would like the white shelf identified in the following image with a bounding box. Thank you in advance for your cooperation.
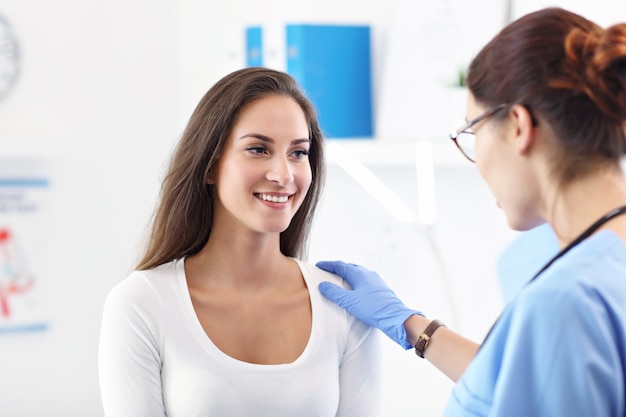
[325,138,470,168]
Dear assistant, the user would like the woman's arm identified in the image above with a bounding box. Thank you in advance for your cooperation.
[98,275,166,417]
[336,319,382,417]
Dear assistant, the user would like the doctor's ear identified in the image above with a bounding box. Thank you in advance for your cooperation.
[510,104,537,156]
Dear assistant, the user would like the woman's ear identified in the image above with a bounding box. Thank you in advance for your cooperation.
[205,168,215,184]
[510,104,536,156]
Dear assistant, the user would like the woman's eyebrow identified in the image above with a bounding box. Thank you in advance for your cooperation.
[239,134,310,144]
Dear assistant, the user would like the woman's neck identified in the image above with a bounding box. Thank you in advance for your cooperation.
[547,167,626,248]
[185,228,296,293]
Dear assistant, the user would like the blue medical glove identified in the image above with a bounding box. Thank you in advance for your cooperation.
[317,260,424,349]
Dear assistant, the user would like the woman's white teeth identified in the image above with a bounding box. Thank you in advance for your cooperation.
[258,194,288,203]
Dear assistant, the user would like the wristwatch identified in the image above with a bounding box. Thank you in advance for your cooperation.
[414,319,445,358]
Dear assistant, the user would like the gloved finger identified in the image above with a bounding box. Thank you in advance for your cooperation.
[318,281,351,304]
[316,260,349,275]
[317,260,368,289]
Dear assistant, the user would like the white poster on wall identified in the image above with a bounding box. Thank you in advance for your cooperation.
[376,0,507,141]
[0,159,49,333]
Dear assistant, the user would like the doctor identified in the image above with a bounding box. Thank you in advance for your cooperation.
[318,7,626,417]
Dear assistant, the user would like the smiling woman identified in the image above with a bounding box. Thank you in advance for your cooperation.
[210,95,313,237]
[97,68,382,417]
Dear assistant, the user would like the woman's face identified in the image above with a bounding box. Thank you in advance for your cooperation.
[469,94,543,231]
[211,95,312,236]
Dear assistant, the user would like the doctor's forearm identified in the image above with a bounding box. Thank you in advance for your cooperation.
[404,315,479,383]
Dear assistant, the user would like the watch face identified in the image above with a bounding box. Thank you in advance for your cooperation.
[0,15,19,101]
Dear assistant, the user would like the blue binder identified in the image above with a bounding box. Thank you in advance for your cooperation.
[286,24,373,139]
[245,26,263,67]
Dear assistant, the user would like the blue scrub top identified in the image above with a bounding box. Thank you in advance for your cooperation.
[496,223,559,303]
[444,230,626,417]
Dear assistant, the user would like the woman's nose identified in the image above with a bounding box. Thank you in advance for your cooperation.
[266,156,294,185]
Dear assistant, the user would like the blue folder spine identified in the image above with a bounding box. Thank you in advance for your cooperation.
[245,26,263,67]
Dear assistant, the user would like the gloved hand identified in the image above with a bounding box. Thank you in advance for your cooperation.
[317,260,424,349]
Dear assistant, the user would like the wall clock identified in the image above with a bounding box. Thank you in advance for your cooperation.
[0,14,19,102]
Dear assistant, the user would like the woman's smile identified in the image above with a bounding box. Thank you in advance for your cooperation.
[255,193,292,203]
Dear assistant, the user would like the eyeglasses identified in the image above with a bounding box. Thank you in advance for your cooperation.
[449,103,509,163]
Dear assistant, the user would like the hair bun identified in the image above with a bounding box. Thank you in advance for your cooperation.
[580,24,626,122]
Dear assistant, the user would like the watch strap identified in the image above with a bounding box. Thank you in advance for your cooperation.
[414,319,445,358]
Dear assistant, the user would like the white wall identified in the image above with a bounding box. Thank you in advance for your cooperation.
[0,1,179,415]
[309,152,517,416]
[0,0,624,416]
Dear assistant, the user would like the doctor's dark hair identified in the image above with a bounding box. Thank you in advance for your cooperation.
[466,7,626,183]
[136,67,325,270]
